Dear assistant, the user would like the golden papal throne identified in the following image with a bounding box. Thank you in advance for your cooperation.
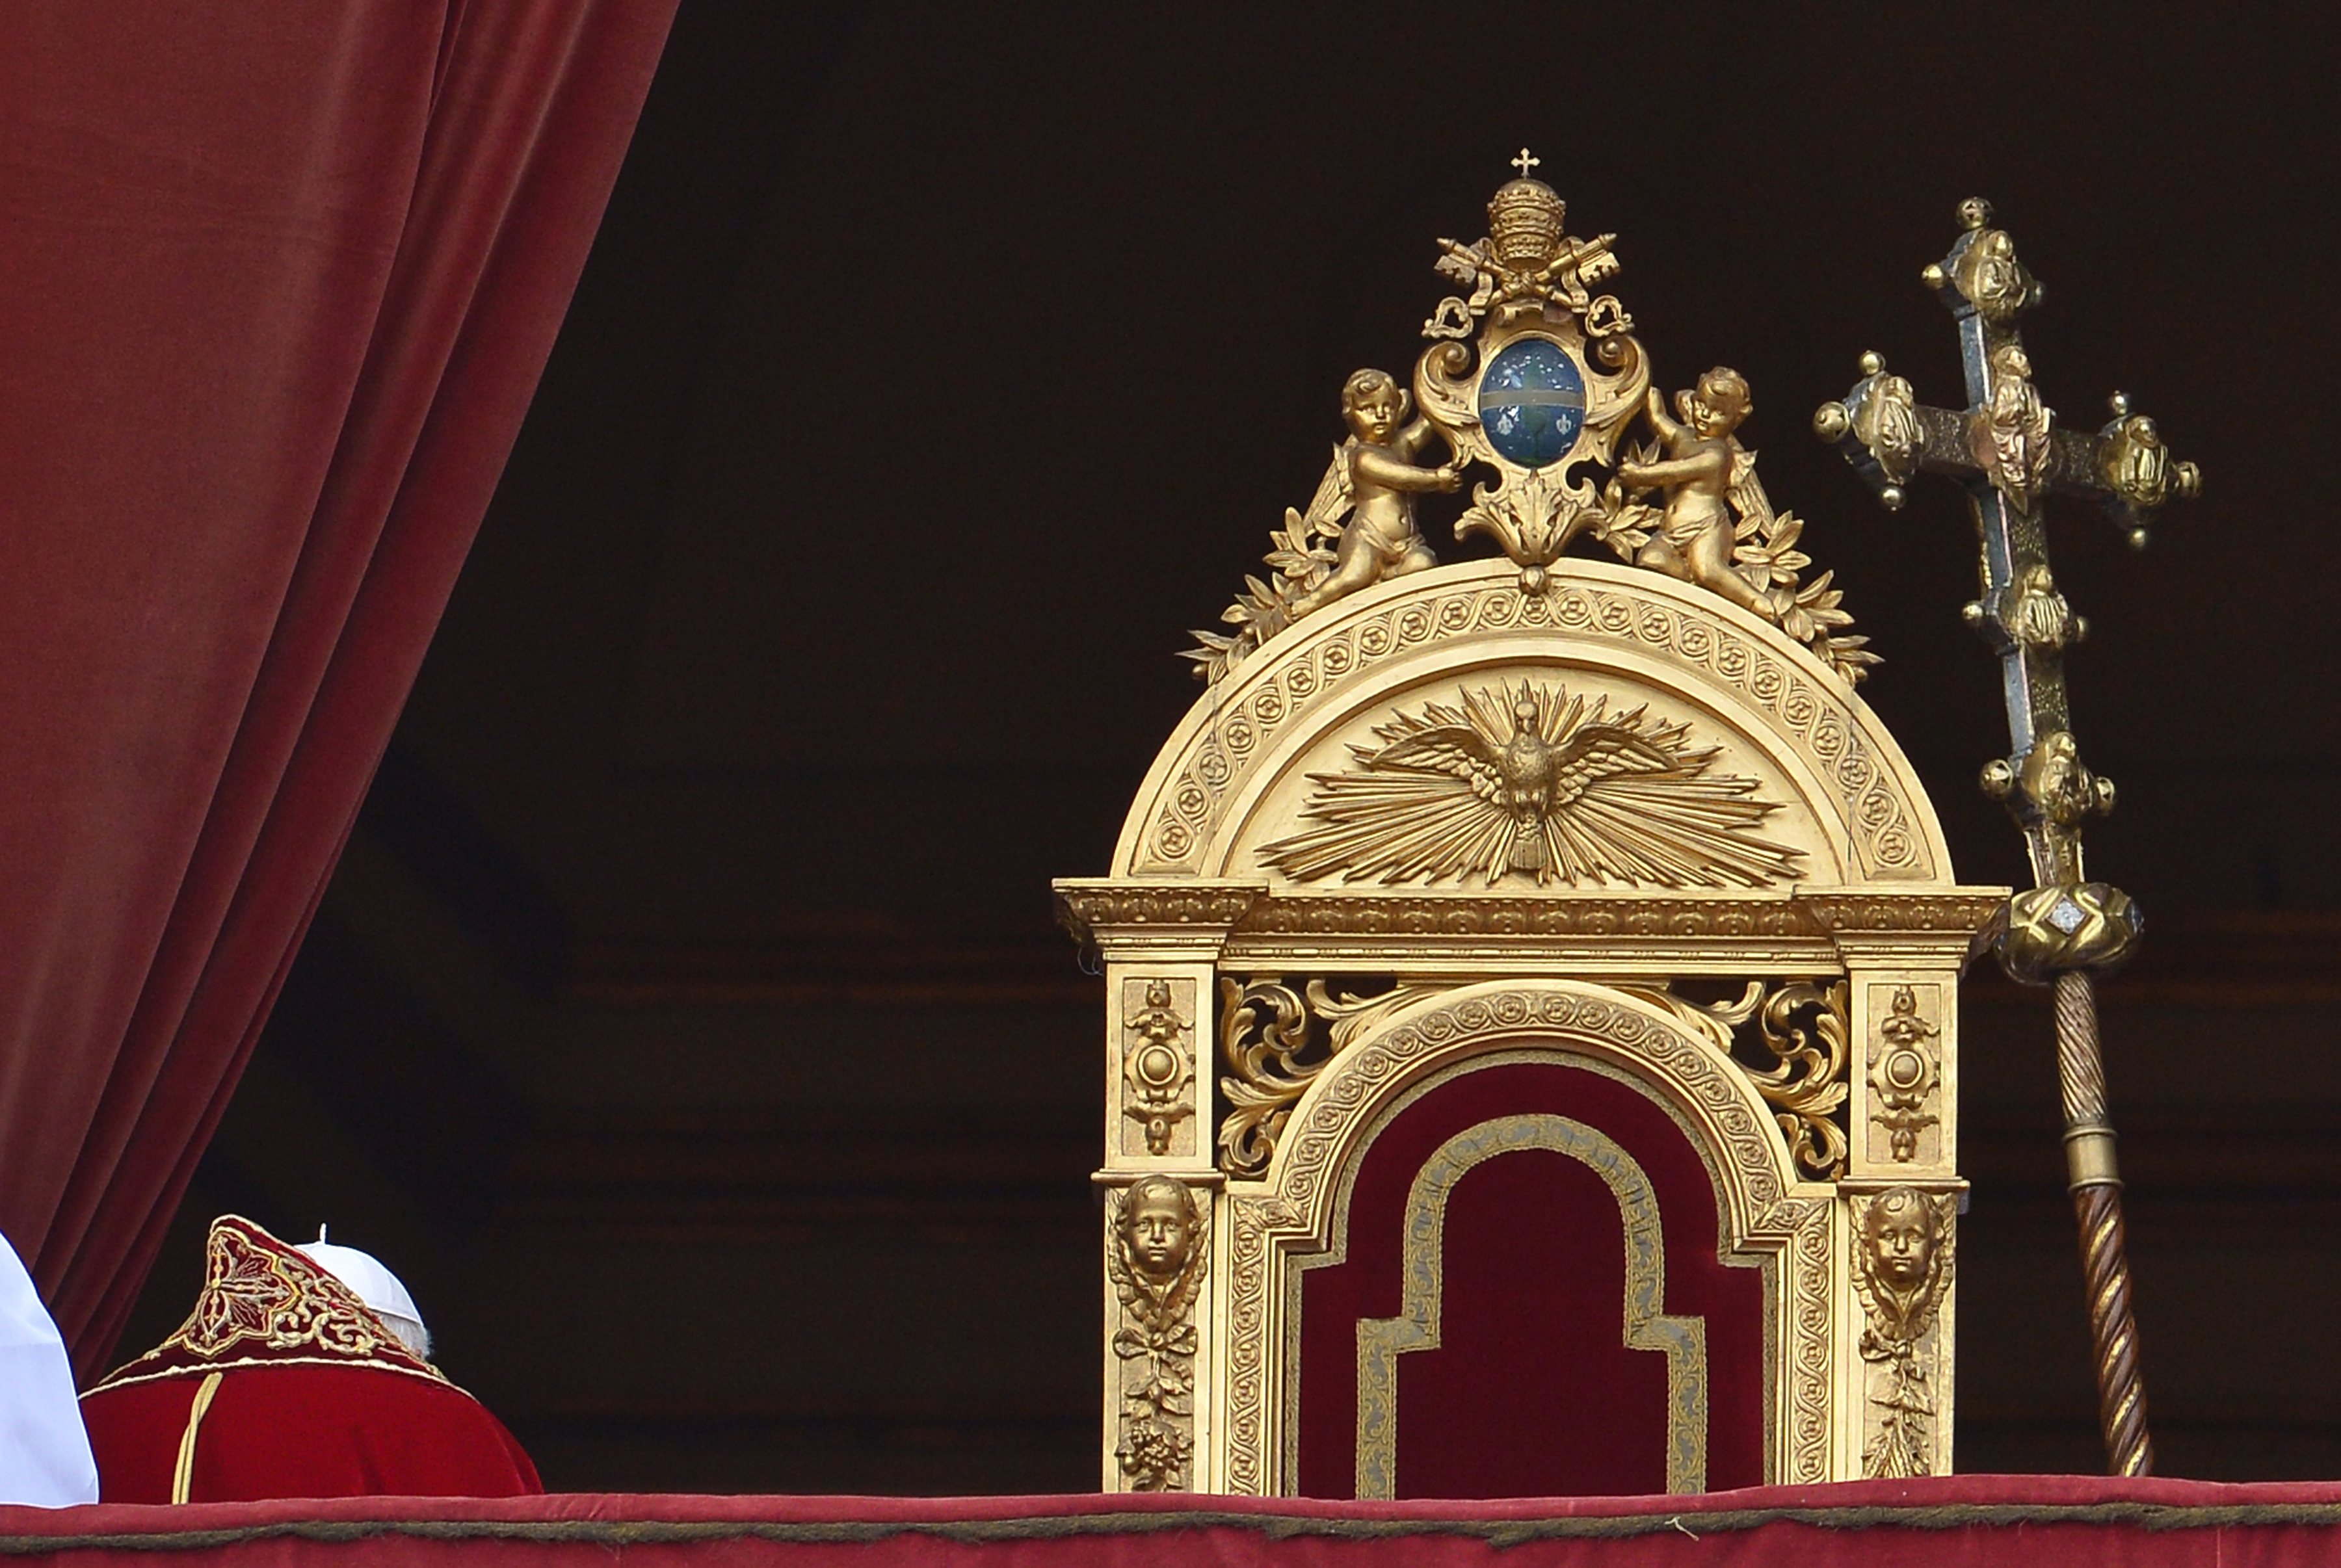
[1057,161,2005,1500]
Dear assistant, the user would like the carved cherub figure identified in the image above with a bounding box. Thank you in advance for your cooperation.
[1108,1175,1206,1493]
[1286,369,1459,618]
[1615,369,1782,619]
[1854,1185,1953,1480]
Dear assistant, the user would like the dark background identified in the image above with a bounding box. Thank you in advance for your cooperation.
[118,5,2341,1491]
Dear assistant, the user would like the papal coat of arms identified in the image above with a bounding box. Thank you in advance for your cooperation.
[1260,681,1801,888]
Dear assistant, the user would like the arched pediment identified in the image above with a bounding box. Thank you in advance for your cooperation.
[1117,558,1950,891]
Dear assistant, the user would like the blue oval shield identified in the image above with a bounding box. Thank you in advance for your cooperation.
[1477,339,1585,468]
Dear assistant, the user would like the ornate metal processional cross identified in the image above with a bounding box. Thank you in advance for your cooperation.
[1807,200,2191,1488]
[1815,199,2201,1477]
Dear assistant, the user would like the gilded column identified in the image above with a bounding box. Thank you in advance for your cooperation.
[1056,880,1258,1492]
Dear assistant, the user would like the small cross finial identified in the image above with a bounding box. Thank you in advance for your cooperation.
[1511,148,1540,179]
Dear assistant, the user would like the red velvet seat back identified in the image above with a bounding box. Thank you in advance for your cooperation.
[1295,1058,1764,1498]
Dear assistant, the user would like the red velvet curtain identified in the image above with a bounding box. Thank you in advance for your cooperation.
[0,1,675,1381]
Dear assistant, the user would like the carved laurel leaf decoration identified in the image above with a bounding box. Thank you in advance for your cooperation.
[1259,681,1803,889]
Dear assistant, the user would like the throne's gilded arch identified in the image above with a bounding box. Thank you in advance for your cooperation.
[1059,166,2003,1499]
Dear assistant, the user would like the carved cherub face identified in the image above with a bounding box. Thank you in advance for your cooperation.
[1121,1180,1195,1281]
[1683,369,1751,438]
[1345,380,1405,445]
[1864,1190,1937,1290]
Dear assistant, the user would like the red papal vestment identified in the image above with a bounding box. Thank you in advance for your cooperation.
[78,1217,539,1502]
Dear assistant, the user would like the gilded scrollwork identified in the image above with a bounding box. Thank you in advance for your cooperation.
[1751,982,1853,1181]
[1217,978,1311,1179]
[1852,1185,1957,1479]
[1617,980,1850,1182]
[1868,986,1941,1162]
[1107,1175,1211,1491]
[1122,978,1195,1156]
[1217,977,1439,1179]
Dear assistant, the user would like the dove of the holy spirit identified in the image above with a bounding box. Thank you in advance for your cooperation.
[1260,683,1801,887]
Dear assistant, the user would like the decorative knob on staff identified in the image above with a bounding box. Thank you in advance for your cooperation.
[1813,198,2201,1478]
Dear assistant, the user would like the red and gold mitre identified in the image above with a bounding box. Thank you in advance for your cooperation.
[89,1214,444,1391]
[79,1216,540,1502]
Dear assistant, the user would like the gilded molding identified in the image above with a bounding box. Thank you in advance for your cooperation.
[1056,882,1262,952]
[1238,893,1824,939]
[1280,990,1784,1218]
[1803,892,2005,936]
[1353,1114,1708,1498]
[1221,1192,1297,1495]
[1784,1196,1834,1483]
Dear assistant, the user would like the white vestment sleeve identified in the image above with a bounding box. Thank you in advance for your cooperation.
[0,1232,99,1508]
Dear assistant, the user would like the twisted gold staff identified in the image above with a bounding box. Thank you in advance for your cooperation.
[2055,971,2152,1474]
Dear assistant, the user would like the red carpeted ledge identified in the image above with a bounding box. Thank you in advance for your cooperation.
[9,1476,2341,1563]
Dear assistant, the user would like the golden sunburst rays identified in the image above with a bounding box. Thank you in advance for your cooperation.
[1258,681,1803,887]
